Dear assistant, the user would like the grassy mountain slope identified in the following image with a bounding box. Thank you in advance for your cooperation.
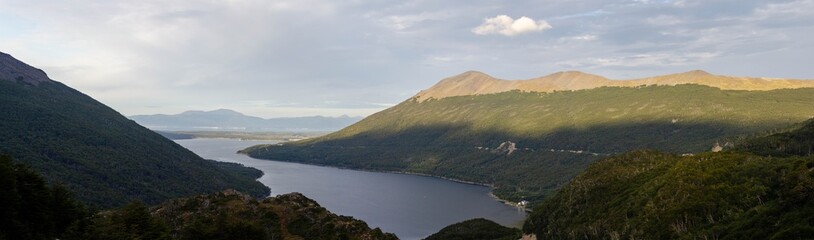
[0,52,269,207]
[243,85,814,204]
[415,70,814,101]
[522,119,814,239]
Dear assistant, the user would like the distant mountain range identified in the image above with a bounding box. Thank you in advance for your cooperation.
[129,109,362,132]
[0,51,268,207]
[243,70,814,206]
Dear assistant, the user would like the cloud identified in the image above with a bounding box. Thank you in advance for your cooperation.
[372,11,452,31]
[2,0,814,117]
[472,15,552,36]
[557,52,721,68]
[562,34,598,41]
[646,15,682,26]
[753,0,814,19]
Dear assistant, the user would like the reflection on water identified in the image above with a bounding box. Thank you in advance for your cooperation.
[176,138,527,240]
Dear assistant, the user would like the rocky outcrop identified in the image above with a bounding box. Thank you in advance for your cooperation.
[0,52,52,85]
[491,141,518,156]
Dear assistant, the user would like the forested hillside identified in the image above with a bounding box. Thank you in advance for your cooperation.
[244,84,814,204]
[0,52,269,207]
[0,155,396,240]
[522,118,814,239]
[0,155,86,240]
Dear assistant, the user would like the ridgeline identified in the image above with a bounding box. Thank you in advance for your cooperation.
[0,52,269,207]
[243,72,814,205]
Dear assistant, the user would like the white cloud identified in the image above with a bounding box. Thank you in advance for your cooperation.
[646,15,682,26]
[566,34,598,41]
[753,0,814,19]
[3,0,814,117]
[472,15,552,36]
[373,11,451,31]
[558,52,721,68]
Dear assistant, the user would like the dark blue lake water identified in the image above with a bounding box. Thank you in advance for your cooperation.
[176,138,526,240]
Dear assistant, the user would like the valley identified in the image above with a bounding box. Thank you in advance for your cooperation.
[243,76,814,206]
[5,1,814,239]
[176,138,527,239]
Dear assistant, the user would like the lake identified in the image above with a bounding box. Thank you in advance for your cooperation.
[176,138,527,240]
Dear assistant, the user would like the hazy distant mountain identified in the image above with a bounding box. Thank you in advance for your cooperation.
[0,51,268,207]
[415,70,814,101]
[129,109,362,132]
[243,70,814,207]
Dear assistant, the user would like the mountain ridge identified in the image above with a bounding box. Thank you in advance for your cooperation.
[130,109,362,132]
[416,70,814,101]
[0,51,269,207]
[0,52,52,85]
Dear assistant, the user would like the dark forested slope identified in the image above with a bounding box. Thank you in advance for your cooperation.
[522,118,814,239]
[0,155,396,240]
[0,52,269,207]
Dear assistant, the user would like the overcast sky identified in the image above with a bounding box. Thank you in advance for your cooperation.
[2,0,813,118]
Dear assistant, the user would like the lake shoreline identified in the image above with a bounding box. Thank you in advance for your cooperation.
[235,151,532,214]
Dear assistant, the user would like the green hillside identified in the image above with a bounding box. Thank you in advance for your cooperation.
[522,118,814,239]
[733,118,814,157]
[0,53,269,207]
[243,85,814,204]
[0,155,396,240]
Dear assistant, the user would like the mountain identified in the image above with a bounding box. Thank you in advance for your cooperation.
[129,109,362,132]
[0,51,269,207]
[522,119,814,239]
[415,70,814,101]
[242,71,814,205]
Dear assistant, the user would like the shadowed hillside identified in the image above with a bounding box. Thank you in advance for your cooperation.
[522,118,814,239]
[244,83,814,205]
[0,52,269,207]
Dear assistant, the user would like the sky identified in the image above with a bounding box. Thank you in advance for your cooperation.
[1,0,813,118]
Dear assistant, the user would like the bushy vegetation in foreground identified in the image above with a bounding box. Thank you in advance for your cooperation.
[0,155,396,240]
[423,218,521,240]
[523,118,814,239]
